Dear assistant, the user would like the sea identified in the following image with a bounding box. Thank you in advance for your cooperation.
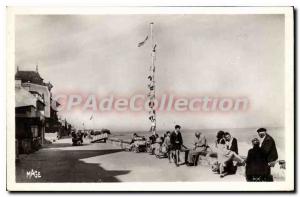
[110,127,285,159]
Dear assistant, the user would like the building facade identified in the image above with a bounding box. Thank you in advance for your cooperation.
[15,66,71,154]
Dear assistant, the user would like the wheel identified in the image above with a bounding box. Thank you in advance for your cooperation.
[134,148,139,153]
[146,147,151,153]
[131,146,136,152]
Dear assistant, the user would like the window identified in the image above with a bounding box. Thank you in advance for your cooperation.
[31,126,38,137]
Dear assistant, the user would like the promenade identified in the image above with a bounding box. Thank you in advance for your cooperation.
[16,138,245,182]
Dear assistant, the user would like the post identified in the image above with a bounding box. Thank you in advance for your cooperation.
[149,22,156,134]
[150,22,154,48]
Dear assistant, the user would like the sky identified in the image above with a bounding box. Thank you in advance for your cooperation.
[15,14,285,131]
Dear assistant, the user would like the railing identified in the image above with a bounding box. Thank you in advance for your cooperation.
[91,133,108,143]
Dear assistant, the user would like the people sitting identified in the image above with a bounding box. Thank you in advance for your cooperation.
[130,133,141,143]
[186,132,208,166]
[123,127,278,181]
[215,131,244,178]
[154,137,166,157]
[129,133,146,151]
[71,130,83,145]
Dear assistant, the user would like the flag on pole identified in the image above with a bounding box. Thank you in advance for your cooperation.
[138,36,149,47]
[152,44,157,52]
[149,116,155,122]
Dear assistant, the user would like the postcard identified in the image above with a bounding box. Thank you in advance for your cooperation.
[6,6,294,191]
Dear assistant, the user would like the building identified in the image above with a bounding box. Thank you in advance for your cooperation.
[58,118,72,138]
[15,80,45,154]
[15,66,71,154]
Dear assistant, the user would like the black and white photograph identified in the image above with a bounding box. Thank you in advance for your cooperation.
[6,7,294,191]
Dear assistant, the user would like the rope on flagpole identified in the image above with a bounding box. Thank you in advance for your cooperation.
[141,22,157,134]
[150,22,156,134]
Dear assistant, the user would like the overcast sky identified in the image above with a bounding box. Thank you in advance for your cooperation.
[15,14,285,131]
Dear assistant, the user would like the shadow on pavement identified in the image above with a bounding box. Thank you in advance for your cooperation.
[16,149,129,182]
[43,143,91,149]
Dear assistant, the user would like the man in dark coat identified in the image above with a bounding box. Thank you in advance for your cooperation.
[170,125,183,167]
[225,132,238,154]
[246,138,269,181]
[224,132,239,174]
[257,128,278,181]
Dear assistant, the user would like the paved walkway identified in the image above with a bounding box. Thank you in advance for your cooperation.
[16,138,245,182]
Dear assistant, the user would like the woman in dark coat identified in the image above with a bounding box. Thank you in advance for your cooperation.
[246,138,269,181]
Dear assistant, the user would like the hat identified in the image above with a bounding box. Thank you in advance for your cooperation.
[252,138,260,145]
[175,125,181,129]
[257,128,267,133]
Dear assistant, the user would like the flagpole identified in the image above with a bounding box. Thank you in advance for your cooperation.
[150,22,156,135]
[140,22,157,135]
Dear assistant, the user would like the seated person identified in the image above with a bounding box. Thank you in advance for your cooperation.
[217,138,244,178]
[154,137,164,156]
[78,131,84,143]
[149,133,159,144]
[71,131,76,138]
[149,133,159,154]
[131,133,145,142]
[129,133,145,150]
[71,131,77,143]
[163,131,172,162]
[224,132,239,174]
[186,132,208,166]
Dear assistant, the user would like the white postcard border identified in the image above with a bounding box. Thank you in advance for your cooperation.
[6,6,294,191]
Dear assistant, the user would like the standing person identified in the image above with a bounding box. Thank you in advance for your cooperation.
[186,132,207,166]
[170,125,183,167]
[79,131,84,144]
[257,128,278,181]
[246,138,269,181]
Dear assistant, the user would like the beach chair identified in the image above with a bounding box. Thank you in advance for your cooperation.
[155,144,168,158]
[130,140,147,153]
